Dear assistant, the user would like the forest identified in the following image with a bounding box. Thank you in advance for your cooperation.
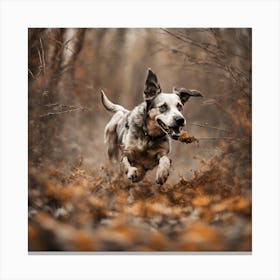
[28,28,251,251]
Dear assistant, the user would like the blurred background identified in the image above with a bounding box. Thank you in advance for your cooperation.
[28,28,251,251]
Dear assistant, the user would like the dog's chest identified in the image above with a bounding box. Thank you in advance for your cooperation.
[124,138,168,170]
[135,137,152,150]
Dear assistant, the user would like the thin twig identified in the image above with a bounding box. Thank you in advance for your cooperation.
[28,68,35,79]
[36,46,42,66]
[48,35,75,54]
[197,137,234,140]
[40,104,90,118]
[197,137,250,141]
[36,47,43,76]
[44,103,59,107]
[190,122,230,133]
[40,108,82,117]
[39,37,46,75]
[226,65,250,100]
[161,28,217,56]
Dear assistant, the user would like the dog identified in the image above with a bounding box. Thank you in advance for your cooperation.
[100,68,202,185]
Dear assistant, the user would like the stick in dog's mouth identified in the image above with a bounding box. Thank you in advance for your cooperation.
[157,119,198,143]
[157,119,182,140]
[178,131,199,144]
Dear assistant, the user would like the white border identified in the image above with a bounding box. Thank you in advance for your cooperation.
[1,0,279,279]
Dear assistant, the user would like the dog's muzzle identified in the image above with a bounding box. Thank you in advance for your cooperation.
[157,119,184,140]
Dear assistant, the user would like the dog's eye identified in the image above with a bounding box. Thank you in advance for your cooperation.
[177,103,183,111]
[159,103,168,113]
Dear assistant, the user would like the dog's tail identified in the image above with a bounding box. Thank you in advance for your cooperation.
[100,90,127,113]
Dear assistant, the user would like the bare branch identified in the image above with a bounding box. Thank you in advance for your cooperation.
[36,46,43,76]
[28,68,35,79]
[161,28,217,56]
[40,103,90,118]
[48,34,75,54]
[160,29,251,102]
[197,137,250,142]
[39,37,46,75]
[190,122,230,133]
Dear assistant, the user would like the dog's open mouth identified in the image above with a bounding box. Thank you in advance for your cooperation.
[157,119,182,140]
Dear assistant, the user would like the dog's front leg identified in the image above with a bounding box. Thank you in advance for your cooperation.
[156,155,171,185]
[121,156,145,183]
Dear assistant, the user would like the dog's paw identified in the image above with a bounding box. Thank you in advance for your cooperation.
[156,170,169,185]
[127,167,141,183]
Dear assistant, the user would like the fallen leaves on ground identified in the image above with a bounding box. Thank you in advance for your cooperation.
[28,141,251,252]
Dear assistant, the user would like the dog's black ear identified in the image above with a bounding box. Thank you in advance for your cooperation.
[173,87,203,104]
[143,68,161,100]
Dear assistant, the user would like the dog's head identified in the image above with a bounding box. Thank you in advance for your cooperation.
[144,68,202,140]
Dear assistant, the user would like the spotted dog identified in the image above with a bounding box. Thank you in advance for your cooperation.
[100,69,202,184]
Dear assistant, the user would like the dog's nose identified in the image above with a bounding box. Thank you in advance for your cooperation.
[176,117,185,126]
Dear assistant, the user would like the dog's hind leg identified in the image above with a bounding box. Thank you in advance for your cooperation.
[105,125,119,160]
[104,112,124,161]
[106,130,119,160]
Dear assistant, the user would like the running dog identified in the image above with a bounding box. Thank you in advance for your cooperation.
[100,69,202,184]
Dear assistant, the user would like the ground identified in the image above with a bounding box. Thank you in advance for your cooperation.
[28,140,251,252]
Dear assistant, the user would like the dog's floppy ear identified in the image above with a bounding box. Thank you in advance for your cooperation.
[143,68,161,100]
[173,87,203,104]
